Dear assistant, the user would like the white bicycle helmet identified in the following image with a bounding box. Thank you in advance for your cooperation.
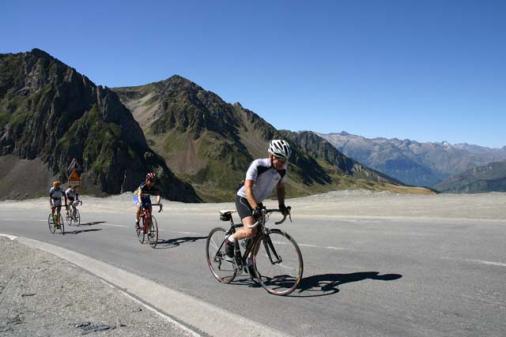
[268,139,292,161]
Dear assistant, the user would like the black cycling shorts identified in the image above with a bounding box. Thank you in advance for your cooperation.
[235,196,253,219]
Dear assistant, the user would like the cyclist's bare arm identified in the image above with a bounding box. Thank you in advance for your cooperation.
[276,182,286,206]
[244,179,260,209]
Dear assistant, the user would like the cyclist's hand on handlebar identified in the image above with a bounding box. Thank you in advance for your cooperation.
[279,204,290,216]
[252,205,263,218]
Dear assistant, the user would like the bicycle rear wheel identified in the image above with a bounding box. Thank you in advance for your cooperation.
[254,229,303,296]
[48,214,56,234]
[147,215,158,248]
[74,209,80,226]
[206,227,237,284]
[137,218,145,244]
[65,211,73,226]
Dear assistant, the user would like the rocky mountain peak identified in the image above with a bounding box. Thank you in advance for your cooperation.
[0,49,199,201]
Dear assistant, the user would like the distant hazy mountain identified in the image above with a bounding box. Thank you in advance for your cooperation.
[319,132,506,187]
[435,160,506,193]
[114,78,409,201]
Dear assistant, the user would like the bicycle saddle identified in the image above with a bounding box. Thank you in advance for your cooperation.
[219,210,235,221]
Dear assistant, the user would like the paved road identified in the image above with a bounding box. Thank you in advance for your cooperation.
[1,198,505,337]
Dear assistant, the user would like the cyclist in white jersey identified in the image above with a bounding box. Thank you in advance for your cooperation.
[65,186,80,215]
[49,180,67,227]
[225,139,292,259]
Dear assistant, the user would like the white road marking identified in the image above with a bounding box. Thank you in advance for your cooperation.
[271,241,348,251]
[16,236,290,337]
[299,243,318,248]
[325,246,347,250]
[0,233,18,240]
[464,259,506,268]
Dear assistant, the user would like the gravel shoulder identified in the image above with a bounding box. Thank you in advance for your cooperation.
[0,237,195,337]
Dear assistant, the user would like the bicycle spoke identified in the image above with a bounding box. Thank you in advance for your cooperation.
[206,227,237,284]
[254,230,303,296]
[148,215,158,248]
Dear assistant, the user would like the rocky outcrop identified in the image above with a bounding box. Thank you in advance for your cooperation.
[0,49,199,201]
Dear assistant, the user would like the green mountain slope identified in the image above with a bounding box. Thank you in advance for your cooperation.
[115,76,423,201]
[0,49,199,201]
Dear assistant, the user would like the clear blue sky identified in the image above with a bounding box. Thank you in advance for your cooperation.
[1,0,505,148]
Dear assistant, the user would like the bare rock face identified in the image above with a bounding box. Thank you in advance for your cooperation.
[0,49,199,201]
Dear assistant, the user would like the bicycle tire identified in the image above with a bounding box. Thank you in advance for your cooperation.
[48,214,56,234]
[75,209,80,226]
[137,217,145,244]
[206,227,237,284]
[254,229,303,296]
[148,215,158,248]
[58,214,65,235]
[65,211,73,226]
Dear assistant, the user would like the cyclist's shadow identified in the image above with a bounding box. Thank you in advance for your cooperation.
[294,271,402,297]
[155,236,207,249]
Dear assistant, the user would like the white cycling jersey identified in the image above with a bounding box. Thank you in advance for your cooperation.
[49,187,64,206]
[237,158,287,202]
[65,187,78,200]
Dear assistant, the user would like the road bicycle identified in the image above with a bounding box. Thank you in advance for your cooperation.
[65,200,82,226]
[48,208,65,235]
[206,207,303,296]
[136,203,163,248]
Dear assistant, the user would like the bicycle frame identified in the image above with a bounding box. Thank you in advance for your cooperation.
[140,207,152,234]
[219,208,289,270]
[140,204,163,234]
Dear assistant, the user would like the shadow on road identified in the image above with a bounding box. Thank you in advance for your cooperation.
[155,236,207,249]
[77,221,106,226]
[294,271,402,297]
[64,228,103,235]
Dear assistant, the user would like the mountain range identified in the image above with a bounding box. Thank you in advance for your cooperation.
[114,77,410,201]
[0,49,420,201]
[319,132,506,188]
[435,160,506,193]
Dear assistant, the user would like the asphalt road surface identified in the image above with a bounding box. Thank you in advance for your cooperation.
[1,192,505,337]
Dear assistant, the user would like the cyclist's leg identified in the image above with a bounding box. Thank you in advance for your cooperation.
[232,196,257,240]
[67,197,74,216]
[56,205,62,225]
[136,206,141,224]
[225,196,257,258]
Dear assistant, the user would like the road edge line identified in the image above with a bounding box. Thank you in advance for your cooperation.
[4,234,290,337]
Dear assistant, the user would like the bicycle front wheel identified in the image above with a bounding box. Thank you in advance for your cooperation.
[254,229,303,296]
[137,218,145,244]
[48,214,56,234]
[148,215,158,248]
[74,209,81,226]
[206,227,237,284]
[57,214,65,235]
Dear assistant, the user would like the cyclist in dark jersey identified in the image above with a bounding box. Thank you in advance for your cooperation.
[225,139,292,259]
[133,172,161,228]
